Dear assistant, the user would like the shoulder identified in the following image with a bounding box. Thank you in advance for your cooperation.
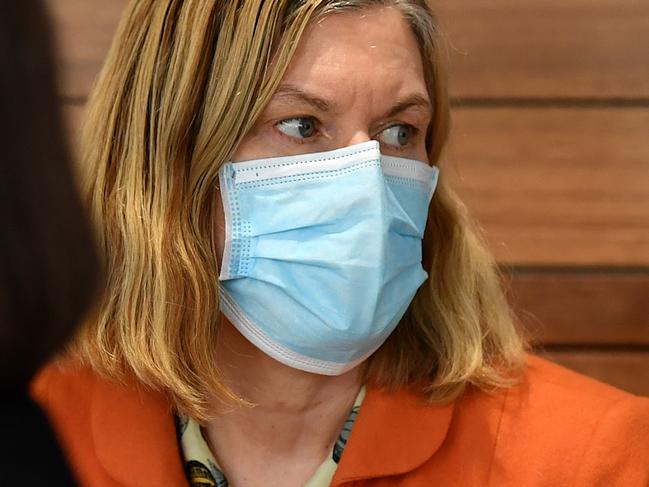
[30,361,98,448]
[31,360,97,410]
[355,354,649,486]
[30,360,188,487]
[510,354,649,435]
[485,354,649,485]
[30,361,108,485]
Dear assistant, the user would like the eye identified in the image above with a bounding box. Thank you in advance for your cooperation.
[275,117,318,140]
[378,124,415,148]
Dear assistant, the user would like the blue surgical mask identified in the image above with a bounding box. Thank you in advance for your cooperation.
[218,140,438,375]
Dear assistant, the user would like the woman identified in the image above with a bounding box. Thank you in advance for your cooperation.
[33,1,649,486]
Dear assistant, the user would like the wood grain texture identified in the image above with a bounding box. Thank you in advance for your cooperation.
[48,0,649,100]
[542,350,649,397]
[446,107,649,266]
[508,270,649,345]
[433,0,649,99]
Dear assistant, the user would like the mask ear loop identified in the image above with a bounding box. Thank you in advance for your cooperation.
[213,175,237,383]
[213,179,224,279]
[217,165,235,280]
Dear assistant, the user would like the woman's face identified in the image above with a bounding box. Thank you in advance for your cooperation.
[216,5,431,264]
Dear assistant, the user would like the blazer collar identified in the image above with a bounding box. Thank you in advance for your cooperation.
[91,375,453,487]
[332,384,455,485]
[91,374,189,487]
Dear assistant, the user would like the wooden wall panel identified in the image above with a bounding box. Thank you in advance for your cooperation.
[542,351,649,397]
[433,0,649,99]
[508,270,649,345]
[447,107,649,266]
[49,0,649,100]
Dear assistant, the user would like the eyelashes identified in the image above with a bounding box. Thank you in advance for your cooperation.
[275,117,318,141]
[274,116,419,151]
[377,124,418,150]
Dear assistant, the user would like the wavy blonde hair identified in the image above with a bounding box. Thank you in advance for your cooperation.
[73,0,527,419]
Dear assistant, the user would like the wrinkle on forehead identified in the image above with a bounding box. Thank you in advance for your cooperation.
[278,6,429,113]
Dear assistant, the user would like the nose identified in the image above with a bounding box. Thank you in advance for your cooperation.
[342,130,373,148]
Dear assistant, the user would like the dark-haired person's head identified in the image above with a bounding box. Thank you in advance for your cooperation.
[0,0,100,388]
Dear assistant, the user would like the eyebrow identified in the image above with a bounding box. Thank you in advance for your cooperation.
[383,94,432,120]
[274,84,333,112]
[273,84,432,119]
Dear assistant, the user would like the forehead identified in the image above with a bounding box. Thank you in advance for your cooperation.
[279,6,428,108]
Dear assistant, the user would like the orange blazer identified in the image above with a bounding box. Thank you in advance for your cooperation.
[32,355,649,486]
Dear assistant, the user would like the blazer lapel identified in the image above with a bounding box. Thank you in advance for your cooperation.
[91,374,189,487]
[332,384,455,485]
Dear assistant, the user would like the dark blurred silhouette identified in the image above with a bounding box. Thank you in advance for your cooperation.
[0,1,100,484]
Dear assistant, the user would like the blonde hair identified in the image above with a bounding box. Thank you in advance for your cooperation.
[74,0,527,419]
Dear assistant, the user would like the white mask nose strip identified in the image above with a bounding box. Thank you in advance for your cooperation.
[380,155,438,184]
[231,140,380,184]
